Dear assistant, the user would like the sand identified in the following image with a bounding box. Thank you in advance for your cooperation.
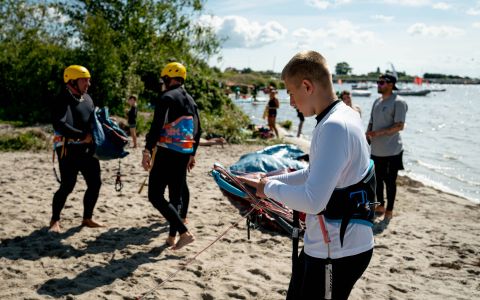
[0,142,479,300]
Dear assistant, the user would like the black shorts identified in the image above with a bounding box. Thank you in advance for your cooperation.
[371,151,404,171]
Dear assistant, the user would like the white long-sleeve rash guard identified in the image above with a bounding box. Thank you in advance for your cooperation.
[264,101,374,259]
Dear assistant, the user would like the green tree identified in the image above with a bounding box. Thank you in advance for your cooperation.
[335,62,352,75]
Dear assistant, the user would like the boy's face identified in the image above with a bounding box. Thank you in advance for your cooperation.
[285,77,315,117]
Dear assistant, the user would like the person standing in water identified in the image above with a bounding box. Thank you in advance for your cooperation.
[142,62,200,250]
[50,65,104,232]
[340,90,362,117]
[266,88,280,138]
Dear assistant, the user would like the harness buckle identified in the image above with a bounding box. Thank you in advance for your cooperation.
[292,227,299,239]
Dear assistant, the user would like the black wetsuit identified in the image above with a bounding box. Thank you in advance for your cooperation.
[145,85,201,237]
[51,89,101,222]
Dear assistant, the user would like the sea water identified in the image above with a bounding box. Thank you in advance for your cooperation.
[234,84,480,204]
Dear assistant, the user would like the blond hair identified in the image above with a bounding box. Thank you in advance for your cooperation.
[281,50,332,88]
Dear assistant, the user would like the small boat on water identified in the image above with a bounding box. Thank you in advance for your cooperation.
[396,89,431,96]
[351,89,372,97]
[352,83,371,90]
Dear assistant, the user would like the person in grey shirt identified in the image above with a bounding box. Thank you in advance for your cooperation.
[366,74,408,219]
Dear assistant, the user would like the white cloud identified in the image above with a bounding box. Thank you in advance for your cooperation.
[371,14,394,22]
[466,8,480,15]
[383,0,431,6]
[292,20,380,49]
[407,23,465,37]
[199,15,287,48]
[432,2,451,10]
[473,22,480,29]
[306,0,351,10]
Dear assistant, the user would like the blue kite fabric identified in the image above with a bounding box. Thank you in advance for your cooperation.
[229,144,307,173]
[92,107,129,160]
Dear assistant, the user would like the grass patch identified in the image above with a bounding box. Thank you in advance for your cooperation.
[0,129,49,152]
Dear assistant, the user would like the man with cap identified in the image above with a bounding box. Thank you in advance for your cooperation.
[50,65,104,232]
[366,73,408,219]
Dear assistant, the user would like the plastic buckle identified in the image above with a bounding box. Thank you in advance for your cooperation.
[292,227,299,239]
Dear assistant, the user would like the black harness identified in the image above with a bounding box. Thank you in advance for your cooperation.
[319,160,377,246]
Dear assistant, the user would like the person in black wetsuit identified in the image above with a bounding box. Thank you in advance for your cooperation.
[50,65,104,233]
[127,95,138,148]
[142,62,200,250]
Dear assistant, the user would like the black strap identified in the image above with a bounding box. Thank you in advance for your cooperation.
[292,210,300,272]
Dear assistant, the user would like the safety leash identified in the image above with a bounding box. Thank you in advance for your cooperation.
[114,159,123,192]
[136,180,259,299]
[317,214,333,300]
[136,164,275,299]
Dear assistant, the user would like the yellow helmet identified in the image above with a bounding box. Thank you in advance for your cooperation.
[64,65,91,83]
[161,62,187,80]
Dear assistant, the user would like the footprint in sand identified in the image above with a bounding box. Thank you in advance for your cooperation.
[247,268,271,280]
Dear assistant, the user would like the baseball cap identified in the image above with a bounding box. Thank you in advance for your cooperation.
[379,73,398,90]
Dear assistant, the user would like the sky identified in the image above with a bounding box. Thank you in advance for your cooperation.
[201,0,480,77]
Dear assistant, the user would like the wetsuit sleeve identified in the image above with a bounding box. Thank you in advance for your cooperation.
[52,101,84,139]
[192,106,202,156]
[145,97,169,152]
[267,168,309,185]
[264,121,348,214]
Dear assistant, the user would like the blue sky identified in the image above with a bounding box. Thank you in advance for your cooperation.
[201,0,480,77]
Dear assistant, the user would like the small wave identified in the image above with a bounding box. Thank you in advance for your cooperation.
[414,160,480,187]
[402,171,480,204]
[442,154,459,161]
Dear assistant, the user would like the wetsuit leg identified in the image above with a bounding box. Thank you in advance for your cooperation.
[299,249,373,300]
[385,166,399,211]
[166,152,190,236]
[286,249,306,300]
[79,152,102,219]
[180,181,189,219]
[51,149,79,222]
[331,249,373,300]
[148,148,188,236]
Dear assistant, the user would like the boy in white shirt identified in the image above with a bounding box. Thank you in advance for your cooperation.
[242,50,374,299]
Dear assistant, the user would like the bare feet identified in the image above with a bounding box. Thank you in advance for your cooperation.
[384,210,393,219]
[49,221,61,233]
[172,232,195,250]
[81,219,106,228]
[166,236,176,247]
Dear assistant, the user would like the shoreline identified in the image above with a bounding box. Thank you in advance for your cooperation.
[281,129,480,205]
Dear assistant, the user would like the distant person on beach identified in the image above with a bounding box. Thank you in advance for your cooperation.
[296,108,304,137]
[366,74,408,219]
[50,65,104,232]
[266,88,280,138]
[127,95,138,148]
[142,62,199,250]
[241,51,374,299]
[340,90,362,117]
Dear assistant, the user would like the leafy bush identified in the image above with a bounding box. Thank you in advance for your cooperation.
[280,120,293,130]
[0,130,49,152]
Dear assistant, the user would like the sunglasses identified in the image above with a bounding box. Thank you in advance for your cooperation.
[376,80,389,86]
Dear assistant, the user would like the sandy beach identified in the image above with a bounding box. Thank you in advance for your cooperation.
[0,141,479,299]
